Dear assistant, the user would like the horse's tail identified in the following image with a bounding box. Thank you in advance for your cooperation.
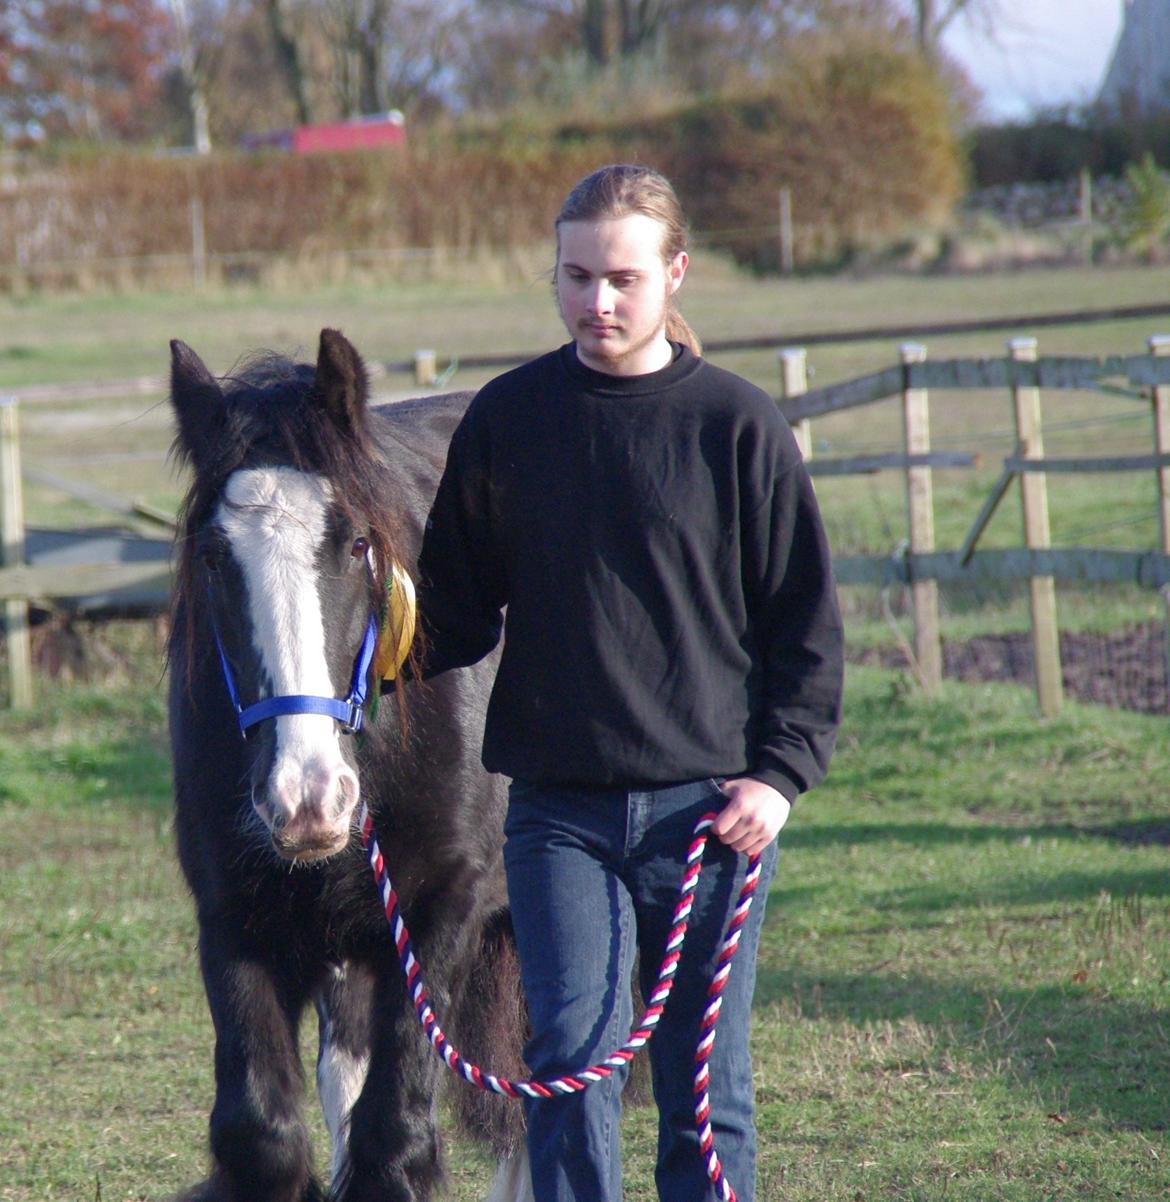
[446,907,529,1158]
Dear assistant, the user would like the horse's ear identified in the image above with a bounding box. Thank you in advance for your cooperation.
[170,340,225,469]
[314,328,368,438]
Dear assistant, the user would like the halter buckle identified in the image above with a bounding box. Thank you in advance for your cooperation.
[339,701,364,736]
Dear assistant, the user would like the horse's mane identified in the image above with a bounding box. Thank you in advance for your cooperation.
[168,351,413,702]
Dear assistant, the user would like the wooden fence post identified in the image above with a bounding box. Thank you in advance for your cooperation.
[190,194,207,289]
[1148,333,1170,709]
[900,343,942,694]
[778,187,795,276]
[1009,336,1062,717]
[779,348,811,460]
[414,349,438,387]
[0,397,33,708]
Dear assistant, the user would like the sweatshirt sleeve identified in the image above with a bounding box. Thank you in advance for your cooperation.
[741,432,844,800]
[412,396,508,678]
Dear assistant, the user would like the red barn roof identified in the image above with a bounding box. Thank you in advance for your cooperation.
[243,113,406,155]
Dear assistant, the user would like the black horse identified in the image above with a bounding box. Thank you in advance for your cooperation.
[168,329,530,1202]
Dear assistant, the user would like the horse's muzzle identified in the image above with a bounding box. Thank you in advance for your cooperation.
[254,757,361,862]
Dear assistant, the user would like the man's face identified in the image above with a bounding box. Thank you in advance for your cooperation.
[555,213,688,377]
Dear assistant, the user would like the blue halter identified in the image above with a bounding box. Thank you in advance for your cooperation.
[211,609,379,738]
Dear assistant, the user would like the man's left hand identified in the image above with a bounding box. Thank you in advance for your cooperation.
[711,778,790,857]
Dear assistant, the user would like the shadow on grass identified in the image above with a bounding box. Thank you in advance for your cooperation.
[875,865,1170,911]
[754,963,1170,1132]
[784,820,1075,850]
[785,817,1170,853]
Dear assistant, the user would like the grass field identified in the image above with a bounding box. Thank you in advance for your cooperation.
[0,630,1166,1202]
[0,263,1168,1200]
[3,258,1168,552]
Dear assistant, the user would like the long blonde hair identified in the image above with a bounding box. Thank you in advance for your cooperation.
[555,164,701,356]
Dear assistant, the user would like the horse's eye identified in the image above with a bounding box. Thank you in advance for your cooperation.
[351,536,371,560]
[199,544,223,572]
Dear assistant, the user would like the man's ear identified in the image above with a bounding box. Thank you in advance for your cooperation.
[668,250,689,295]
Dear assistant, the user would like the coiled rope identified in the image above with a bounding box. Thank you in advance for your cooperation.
[359,802,761,1202]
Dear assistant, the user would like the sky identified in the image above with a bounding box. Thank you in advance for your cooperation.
[941,0,1125,121]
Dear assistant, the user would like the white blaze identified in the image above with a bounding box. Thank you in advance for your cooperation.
[217,467,357,829]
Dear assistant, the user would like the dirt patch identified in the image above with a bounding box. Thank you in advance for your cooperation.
[850,621,1170,716]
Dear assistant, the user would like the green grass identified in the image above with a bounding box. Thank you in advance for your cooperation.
[3,259,1168,554]
[3,259,1170,392]
[0,634,1166,1202]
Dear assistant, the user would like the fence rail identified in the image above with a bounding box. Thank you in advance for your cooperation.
[5,323,1170,713]
[11,302,1170,406]
[779,332,1170,716]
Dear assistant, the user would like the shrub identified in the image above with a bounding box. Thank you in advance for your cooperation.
[0,37,964,289]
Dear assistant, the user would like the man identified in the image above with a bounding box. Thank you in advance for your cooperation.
[414,163,844,1201]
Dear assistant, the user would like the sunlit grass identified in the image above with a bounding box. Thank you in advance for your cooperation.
[0,647,1166,1201]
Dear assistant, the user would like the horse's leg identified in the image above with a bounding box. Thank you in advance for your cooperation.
[334,961,444,1202]
[315,962,373,1192]
[485,1150,534,1202]
[338,868,501,1202]
[193,933,324,1202]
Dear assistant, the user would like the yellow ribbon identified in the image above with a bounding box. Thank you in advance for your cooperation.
[375,562,417,681]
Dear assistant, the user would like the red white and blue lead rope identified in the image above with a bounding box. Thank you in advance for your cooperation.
[359,801,761,1202]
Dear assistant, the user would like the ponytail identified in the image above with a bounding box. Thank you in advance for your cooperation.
[666,308,701,357]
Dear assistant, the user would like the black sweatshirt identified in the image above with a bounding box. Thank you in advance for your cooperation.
[415,343,843,800]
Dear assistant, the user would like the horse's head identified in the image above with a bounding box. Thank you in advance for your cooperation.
[170,329,404,863]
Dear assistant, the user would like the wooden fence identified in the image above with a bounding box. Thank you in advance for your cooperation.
[5,328,1170,714]
[778,335,1170,716]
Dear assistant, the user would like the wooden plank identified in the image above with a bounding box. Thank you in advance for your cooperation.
[778,366,903,422]
[903,355,1150,392]
[780,351,1170,424]
[23,464,177,529]
[1129,355,1170,387]
[958,467,1016,565]
[901,343,941,693]
[1148,337,1170,553]
[808,452,977,478]
[1010,337,1062,717]
[1149,335,1170,700]
[1004,453,1170,473]
[0,560,172,601]
[833,548,1170,589]
[0,399,32,707]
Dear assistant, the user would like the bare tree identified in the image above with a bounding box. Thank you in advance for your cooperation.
[320,0,462,117]
[477,0,683,68]
[908,0,1001,60]
[266,0,314,123]
[169,0,214,151]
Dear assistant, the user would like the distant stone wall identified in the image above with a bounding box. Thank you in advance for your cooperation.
[962,177,1132,229]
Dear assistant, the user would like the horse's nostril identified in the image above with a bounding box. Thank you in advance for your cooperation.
[252,789,277,826]
[334,770,360,816]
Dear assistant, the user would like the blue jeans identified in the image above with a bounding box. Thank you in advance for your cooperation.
[503,777,779,1202]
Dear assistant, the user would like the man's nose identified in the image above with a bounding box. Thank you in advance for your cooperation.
[586,280,615,315]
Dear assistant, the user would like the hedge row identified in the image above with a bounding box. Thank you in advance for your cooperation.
[0,40,963,284]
